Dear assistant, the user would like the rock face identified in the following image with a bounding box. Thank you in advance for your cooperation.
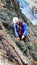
[0,0,37,65]
[26,0,37,13]
[0,55,19,65]
[0,0,17,23]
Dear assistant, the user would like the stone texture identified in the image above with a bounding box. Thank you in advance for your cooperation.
[26,0,37,13]
[0,0,37,65]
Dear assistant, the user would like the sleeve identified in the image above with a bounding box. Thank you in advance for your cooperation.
[23,22,28,36]
[14,24,19,37]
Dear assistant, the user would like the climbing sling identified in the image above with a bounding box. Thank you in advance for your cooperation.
[18,22,22,39]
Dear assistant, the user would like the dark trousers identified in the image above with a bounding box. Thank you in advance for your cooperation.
[19,34,26,40]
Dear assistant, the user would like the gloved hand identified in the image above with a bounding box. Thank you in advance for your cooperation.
[21,35,24,40]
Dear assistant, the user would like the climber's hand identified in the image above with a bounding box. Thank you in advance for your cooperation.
[17,37,20,41]
[21,35,24,40]
[17,37,20,40]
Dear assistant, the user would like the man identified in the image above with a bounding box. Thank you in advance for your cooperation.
[13,17,28,40]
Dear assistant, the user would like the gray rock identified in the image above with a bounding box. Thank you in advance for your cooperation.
[0,0,37,65]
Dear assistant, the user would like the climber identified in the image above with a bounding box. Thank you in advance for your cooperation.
[13,17,28,40]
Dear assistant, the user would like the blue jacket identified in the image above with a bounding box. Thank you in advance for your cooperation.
[14,22,28,37]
